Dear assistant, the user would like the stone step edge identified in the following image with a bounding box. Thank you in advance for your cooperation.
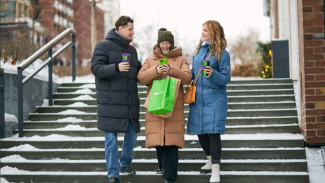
[0,133,305,141]
[17,123,299,132]
[1,158,308,163]
[0,168,308,176]
[1,147,305,152]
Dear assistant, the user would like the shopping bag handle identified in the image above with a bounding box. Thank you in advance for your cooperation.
[162,65,171,79]
[192,69,202,85]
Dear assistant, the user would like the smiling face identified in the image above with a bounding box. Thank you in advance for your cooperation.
[201,24,210,42]
[159,41,171,53]
[118,22,134,40]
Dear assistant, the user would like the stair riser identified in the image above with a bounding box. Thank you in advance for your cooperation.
[23,119,298,128]
[29,110,298,120]
[20,125,300,137]
[0,140,304,149]
[1,173,309,183]
[0,150,306,160]
[36,106,297,116]
[52,90,294,99]
[1,161,307,172]
[228,103,296,109]
[53,96,296,105]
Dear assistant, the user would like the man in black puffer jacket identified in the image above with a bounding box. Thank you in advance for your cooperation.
[91,16,142,183]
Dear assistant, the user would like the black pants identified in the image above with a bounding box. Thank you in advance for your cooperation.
[198,133,221,164]
[155,146,178,182]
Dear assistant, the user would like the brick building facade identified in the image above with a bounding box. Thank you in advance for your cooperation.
[1,0,107,65]
[270,0,325,146]
[38,0,105,65]
[298,0,325,145]
[270,0,325,145]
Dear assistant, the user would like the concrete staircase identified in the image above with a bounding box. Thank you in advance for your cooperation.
[0,78,309,183]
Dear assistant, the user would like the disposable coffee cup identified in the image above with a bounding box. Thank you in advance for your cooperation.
[159,58,167,65]
[122,53,130,64]
[202,60,210,76]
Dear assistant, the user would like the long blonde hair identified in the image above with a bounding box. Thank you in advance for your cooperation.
[195,20,227,60]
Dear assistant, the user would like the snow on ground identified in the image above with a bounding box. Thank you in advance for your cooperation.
[0,177,10,183]
[306,147,325,183]
[6,144,40,151]
[1,155,27,161]
[71,88,93,94]
[55,124,88,130]
[41,99,49,106]
[58,109,86,114]
[55,75,95,83]
[79,84,95,88]
[72,95,95,100]
[56,117,83,122]
[4,113,18,123]
[66,102,89,107]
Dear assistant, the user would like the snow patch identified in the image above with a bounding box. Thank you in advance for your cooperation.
[57,117,84,122]
[1,155,27,161]
[71,88,93,94]
[66,102,89,107]
[73,95,95,100]
[56,124,87,130]
[6,144,39,151]
[4,113,18,123]
[58,109,86,114]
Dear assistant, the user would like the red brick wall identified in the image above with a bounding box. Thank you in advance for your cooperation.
[73,0,105,64]
[38,0,55,40]
[38,0,105,65]
[299,0,325,144]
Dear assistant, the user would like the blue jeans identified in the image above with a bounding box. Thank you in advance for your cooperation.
[104,122,137,179]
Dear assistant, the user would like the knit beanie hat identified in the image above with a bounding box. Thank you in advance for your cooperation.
[157,28,174,45]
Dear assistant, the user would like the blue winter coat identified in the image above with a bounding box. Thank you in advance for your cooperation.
[187,42,231,134]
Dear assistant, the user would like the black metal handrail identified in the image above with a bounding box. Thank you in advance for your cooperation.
[17,28,76,137]
[0,68,4,138]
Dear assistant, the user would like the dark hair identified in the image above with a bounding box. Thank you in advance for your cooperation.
[115,16,134,29]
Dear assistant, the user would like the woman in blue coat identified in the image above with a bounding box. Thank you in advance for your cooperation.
[187,20,231,183]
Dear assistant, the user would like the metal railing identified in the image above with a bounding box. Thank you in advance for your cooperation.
[17,28,76,137]
[0,68,5,138]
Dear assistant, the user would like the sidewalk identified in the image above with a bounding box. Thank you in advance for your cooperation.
[306,146,325,183]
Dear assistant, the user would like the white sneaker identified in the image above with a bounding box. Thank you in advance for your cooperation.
[209,164,220,183]
[200,156,212,174]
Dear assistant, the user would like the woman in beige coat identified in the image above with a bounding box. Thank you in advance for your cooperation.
[137,28,192,183]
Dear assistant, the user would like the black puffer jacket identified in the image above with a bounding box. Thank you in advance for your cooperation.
[91,29,142,133]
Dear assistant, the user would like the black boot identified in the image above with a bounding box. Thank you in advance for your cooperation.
[120,165,136,175]
[108,177,120,183]
[156,167,163,175]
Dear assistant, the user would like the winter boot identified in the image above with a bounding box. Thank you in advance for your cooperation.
[108,177,120,183]
[209,164,220,183]
[200,156,212,174]
[120,165,136,175]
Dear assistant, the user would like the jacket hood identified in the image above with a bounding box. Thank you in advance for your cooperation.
[153,45,183,59]
[105,29,132,47]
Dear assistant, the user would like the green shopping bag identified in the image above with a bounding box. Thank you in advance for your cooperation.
[148,76,176,114]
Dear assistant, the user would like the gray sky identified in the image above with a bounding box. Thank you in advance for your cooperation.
[120,0,270,43]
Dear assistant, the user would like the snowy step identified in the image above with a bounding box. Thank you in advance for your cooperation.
[53,89,294,99]
[35,104,297,114]
[0,147,306,160]
[23,116,298,129]
[0,169,309,183]
[51,95,296,105]
[0,158,308,172]
[228,101,296,109]
[18,123,300,137]
[0,134,305,149]
[227,95,295,102]
[29,109,298,121]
